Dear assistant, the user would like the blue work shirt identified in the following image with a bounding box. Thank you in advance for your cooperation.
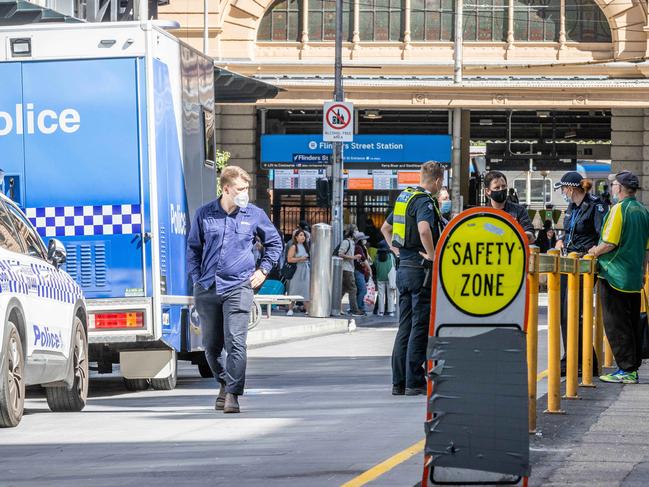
[187,198,283,294]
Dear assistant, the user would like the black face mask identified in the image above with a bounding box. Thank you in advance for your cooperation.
[490,189,508,203]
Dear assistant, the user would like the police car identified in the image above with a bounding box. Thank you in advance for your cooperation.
[0,193,87,427]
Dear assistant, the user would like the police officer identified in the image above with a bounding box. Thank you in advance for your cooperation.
[554,171,607,374]
[381,161,445,396]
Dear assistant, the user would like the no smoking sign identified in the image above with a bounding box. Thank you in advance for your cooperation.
[323,100,354,142]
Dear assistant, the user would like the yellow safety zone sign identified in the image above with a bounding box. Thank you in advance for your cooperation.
[439,214,526,317]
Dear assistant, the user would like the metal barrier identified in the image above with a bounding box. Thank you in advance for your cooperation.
[527,248,649,432]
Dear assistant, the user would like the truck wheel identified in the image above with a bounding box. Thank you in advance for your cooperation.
[0,322,25,428]
[46,318,89,412]
[123,378,150,391]
[197,354,213,378]
[151,351,177,390]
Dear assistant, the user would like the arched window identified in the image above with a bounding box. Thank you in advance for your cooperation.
[258,0,301,41]
[256,0,611,44]
[566,0,611,42]
[359,0,404,41]
[513,0,560,42]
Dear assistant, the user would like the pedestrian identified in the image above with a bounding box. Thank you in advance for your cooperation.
[338,224,364,316]
[536,220,557,253]
[508,187,520,204]
[483,171,536,243]
[437,186,452,222]
[588,171,649,384]
[554,171,608,374]
[381,161,446,396]
[286,229,310,316]
[375,242,396,317]
[187,166,282,413]
[298,220,312,242]
[354,231,372,314]
[364,217,382,248]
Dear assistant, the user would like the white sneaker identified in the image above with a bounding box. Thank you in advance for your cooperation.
[388,312,395,317]
[286,310,294,316]
[378,312,384,316]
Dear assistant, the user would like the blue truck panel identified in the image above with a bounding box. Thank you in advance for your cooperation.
[0,62,26,205]
[16,58,147,299]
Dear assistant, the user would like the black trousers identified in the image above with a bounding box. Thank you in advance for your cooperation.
[560,274,599,371]
[194,282,254,395]
[392,265,430,389]
[600,279,643,372]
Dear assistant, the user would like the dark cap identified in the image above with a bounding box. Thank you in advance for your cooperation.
[615,170,641,190]
[553,171,583,190]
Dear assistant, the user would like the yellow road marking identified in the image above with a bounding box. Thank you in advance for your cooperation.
[342,369,550,486]
[340,439,425,487]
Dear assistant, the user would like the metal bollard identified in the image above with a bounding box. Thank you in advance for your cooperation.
[331,256,343,316]
[594,285,604,376]
[527,247,540,433]
[545,249,564,413]
[309,223,333,318]
[564,252,580,400]
[580,254,596,387]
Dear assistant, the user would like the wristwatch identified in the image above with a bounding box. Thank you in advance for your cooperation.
[260,268,269,276]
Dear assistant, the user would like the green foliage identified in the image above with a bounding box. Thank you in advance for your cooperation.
[215,148,231,196]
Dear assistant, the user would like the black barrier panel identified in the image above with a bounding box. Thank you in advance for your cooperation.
[426,327,530,482]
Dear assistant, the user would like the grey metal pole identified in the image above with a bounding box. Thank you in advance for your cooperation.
[331,0,344,246]
[451,0,463,214]
[203,0,209,54]
[309,224,333,317]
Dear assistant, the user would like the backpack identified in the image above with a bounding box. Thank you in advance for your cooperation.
[333,238,352,257]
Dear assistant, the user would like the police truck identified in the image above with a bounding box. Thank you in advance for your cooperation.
[0,22,222,390]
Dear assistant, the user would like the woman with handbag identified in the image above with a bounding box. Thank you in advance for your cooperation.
[286,230,311,315]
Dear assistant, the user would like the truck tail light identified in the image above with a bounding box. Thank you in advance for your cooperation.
[90,311,145,330]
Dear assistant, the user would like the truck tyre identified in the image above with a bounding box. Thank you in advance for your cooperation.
[0,322,25,428]
[123,378,150,391]
[46,318,89,412]
[151,351,177,390]
[197,353,213,378]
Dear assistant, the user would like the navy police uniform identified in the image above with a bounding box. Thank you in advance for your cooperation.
[385,186,442,393]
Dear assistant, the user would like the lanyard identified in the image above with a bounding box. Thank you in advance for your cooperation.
[566,206,582,248]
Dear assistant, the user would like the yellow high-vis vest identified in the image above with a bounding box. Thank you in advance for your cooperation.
[392,187,432,248]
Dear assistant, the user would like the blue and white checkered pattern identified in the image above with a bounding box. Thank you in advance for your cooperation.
[25,204,142,238]
[0,259,82,304]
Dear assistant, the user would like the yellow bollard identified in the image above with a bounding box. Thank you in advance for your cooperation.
[545,249,564,414]
[604,335,614,368]
[593,285,604,376]
[580,255,595,387]
[564,252,580,400]
[527,247,540,433]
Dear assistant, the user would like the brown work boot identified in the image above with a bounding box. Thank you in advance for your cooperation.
[214,385,227,410]
[223,393,240,414]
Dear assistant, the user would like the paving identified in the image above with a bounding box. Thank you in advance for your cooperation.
[3,297,641,487]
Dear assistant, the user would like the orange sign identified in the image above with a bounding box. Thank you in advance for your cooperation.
[348,178,373,190]
[397,171,419,185]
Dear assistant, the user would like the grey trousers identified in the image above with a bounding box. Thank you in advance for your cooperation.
[194,282,254,395]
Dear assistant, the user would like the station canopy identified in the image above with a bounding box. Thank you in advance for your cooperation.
[214,66,281,103]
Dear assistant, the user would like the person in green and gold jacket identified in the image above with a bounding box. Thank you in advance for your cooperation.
[588,171,649,384]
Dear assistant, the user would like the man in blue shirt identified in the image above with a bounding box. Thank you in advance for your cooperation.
[187,166,282,413]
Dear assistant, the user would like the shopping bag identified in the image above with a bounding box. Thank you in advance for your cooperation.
[364,278,377,307]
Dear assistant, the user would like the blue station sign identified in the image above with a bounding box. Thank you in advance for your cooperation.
[261,134,452,169]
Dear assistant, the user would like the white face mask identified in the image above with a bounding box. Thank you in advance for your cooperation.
[233,191,249,208]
